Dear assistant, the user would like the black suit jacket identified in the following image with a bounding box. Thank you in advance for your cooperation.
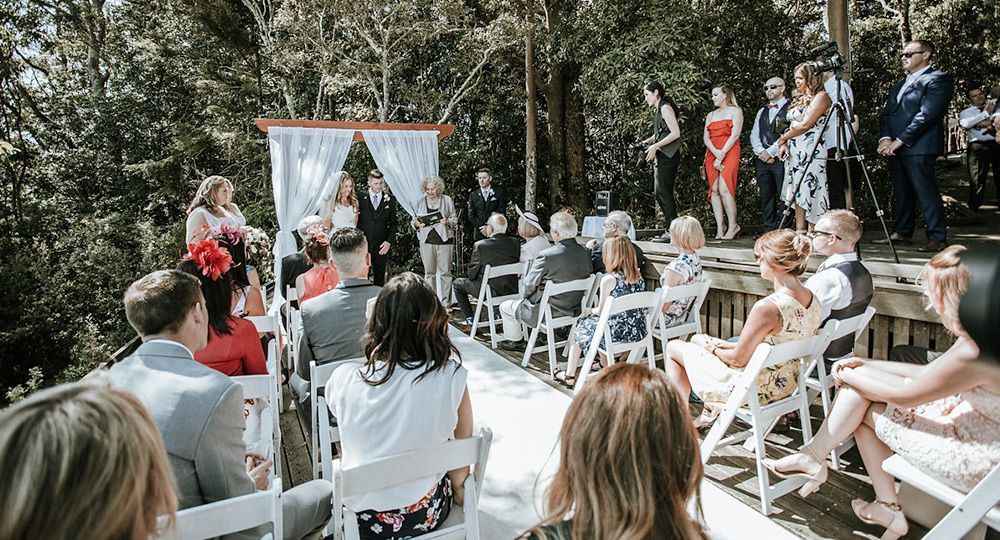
[591,239,646,274]
[280,250,312,295]
[466,233,521,295]
[358,191,397,249]
[878,68,954,156]
[467,186,508,238]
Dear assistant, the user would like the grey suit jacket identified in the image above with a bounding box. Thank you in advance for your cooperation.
[105,340,254,511]
[517,238,593,326]
[297,277,381,380]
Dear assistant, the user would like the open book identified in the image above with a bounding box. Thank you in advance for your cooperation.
[416,211,444,227]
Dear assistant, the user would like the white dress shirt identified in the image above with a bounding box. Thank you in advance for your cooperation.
[896,65,932,102]
[804,252,858,322]
[959,106,997,143]
[369,189,382,208]
[750,97,788,157]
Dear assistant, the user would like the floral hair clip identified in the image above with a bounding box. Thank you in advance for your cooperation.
[211,223,246,246]
[183,239,233,281]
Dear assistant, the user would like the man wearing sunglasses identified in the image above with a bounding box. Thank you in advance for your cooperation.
[876,39,955,253]
[749,77,789,231]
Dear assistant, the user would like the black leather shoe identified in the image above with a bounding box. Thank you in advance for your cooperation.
[872,233,911,245]
[917,240,948,252]
[498,340,524,351]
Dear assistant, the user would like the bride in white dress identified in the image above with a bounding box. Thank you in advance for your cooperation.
[321,172,359,231]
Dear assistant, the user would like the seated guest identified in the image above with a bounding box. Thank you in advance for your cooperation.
[663,230,820,427]
[178,240,266,377]
[804,210,873,364]
[517,207,550,263]
[0,382,177,540]
[281,215,324,301]
[522,364,707,539]
[659,216,706,327]
[585,210,645,273]
[106,270,332,539]
[498,211,593,351]
[212,224,265,318]
[555,237,648,387]
[453,212,520,329]
[765,246,1000,540]
[296,231,340,304]
[292,228,380,427]
[327,272,473,539]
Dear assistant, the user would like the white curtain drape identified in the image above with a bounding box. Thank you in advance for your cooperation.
[268,126,354,308]
[361,129,440,217]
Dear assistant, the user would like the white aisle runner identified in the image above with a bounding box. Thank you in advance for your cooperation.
[450,327,798,539]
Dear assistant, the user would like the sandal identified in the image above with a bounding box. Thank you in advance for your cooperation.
[851,499,908,540]
[553,368,576,388]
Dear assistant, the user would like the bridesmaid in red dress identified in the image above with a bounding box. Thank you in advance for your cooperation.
[296,231,340,304]
[703,84,744,240]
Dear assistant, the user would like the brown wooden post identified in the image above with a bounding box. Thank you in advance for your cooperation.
[826,0,853,80]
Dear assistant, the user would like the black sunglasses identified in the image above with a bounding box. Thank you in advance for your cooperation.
[900,50,927,58]
[808,229,841,240]
[763,84,783,90]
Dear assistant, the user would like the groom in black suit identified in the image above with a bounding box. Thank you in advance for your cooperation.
[467,167,508,241]
[357,169,397,285]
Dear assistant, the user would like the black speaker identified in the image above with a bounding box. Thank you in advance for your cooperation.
[595,190,612,216]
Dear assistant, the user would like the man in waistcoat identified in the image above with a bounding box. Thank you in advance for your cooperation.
[805,210,874,365]
[641,82,683,242]
[467,168,508,242]
[750,77,789,231]
[357,169,397,286]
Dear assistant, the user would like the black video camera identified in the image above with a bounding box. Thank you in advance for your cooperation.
[807,41,846,74]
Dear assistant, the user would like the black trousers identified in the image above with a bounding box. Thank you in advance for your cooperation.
[825,147,860,210]
[755,158,785,231]
[968,140,1000,209]
[654,151,681,224]
[889,154,947,242]
[369,247,388,286]
[452,277,479,320]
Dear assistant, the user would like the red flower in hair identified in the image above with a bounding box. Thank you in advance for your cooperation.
[183,239,233,281]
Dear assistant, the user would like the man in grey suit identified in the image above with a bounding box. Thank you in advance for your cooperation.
[106,270,331,539]
[453,212,521,330]
[497,211,592,350]
[291,228,381,428]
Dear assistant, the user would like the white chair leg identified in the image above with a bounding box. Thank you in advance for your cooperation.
[573,341,600,394]
[487,302,500,349]
[521,325,541,368]
[469,297,483,339]
[545,325,559,377]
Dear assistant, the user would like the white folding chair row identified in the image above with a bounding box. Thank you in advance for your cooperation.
[572,290,665,393]
[804,306,876,469]
[654,280,712,358]
[158,477,283,540]
[248,313,285,414]
[883,456,1000,539]
[310,357,364,480]
[232,373,282,481]
[519,275,598,377]
[469,262,528,348]
[334,427,494,540]
[699,331,832,515]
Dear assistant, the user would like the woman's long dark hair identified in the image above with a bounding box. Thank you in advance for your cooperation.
[645,81,682,121]
[176,259,234,335]
[362,272,461,386]
[219,238,251,288]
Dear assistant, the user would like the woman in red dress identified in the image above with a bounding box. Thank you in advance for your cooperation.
[177,239,267,376]
[703,84,744,240]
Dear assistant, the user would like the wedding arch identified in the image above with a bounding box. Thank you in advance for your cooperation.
[254,118,455,306]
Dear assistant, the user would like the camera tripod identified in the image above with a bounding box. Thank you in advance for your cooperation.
[778,73,900,264]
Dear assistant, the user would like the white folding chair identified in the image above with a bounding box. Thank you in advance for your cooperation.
[699,332,831,515]
[309,357,364,480]
[158,477,283,540]
[469,262,527,348]
[573,290,664,393]
[248,314,284,414]
[655,280,712,358]
[286,286,301,387]
[804,306,876,469]
[232,373,281,481]
[334,427,494,540]
[519,275,597,377]
[884,456,1000,540]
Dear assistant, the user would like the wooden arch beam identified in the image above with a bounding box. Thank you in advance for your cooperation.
[254,119,455,142]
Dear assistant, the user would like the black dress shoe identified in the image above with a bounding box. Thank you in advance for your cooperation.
[651,232,671,243]
[917,240,948,252]
[498,340,524,351]
[872,233,911,245]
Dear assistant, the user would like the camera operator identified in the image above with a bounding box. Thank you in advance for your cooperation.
[959,85,1000,210]
[640,81,682,242]
[822,67,861,211]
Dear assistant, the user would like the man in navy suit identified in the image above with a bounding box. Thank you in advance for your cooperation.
[876,39,955,252]
[357,169,397,285]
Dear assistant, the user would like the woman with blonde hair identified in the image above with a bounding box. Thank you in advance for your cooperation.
[663,229,820,427]
[555,236,647,387]
[776,62,832,232]
[764,245,1000,540]
[0,381,177,540]
[185,175,247,242]
[524,363,707,539]
[322,172,360,231]
[517,208,550,263]
[659,216,706,327]
[703,84,743,240]
[412,175,457,305]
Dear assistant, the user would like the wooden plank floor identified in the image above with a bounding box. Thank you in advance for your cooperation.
[278,321,931,539]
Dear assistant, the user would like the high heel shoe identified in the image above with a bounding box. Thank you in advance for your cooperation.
[851,499,908,540]
[762,446,828,498]
[723,224,741,239]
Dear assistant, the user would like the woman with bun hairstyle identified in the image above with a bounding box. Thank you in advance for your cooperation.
[296,230,340,304]
[663,229,820,427]
[523,363,707,540]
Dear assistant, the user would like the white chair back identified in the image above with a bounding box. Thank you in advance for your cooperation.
[336,427,494,540]
[248,313,285,414]
[519,275,597,376]
[310,357,364,480]
[158,477,283,540]
[656,279,712,345]
[232,373,281,479]
[469,261,528,348]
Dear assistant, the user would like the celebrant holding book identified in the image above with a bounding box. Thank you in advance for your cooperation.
[412,175,457,306]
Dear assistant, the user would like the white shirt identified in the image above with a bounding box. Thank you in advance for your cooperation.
[369,189,383,208]
[823,78,855,150]
[959,105,997,143]
[327,359,467,510]
[804,252,858,321]
[481,188,493,201]
[749,97,788,156]
[896,65,932,102]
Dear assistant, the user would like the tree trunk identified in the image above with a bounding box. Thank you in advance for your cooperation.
[545,65,565,211]
[85,0,109,97]
[524,0,538,211]
[564,70,587,210]
[899,0,911,43]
